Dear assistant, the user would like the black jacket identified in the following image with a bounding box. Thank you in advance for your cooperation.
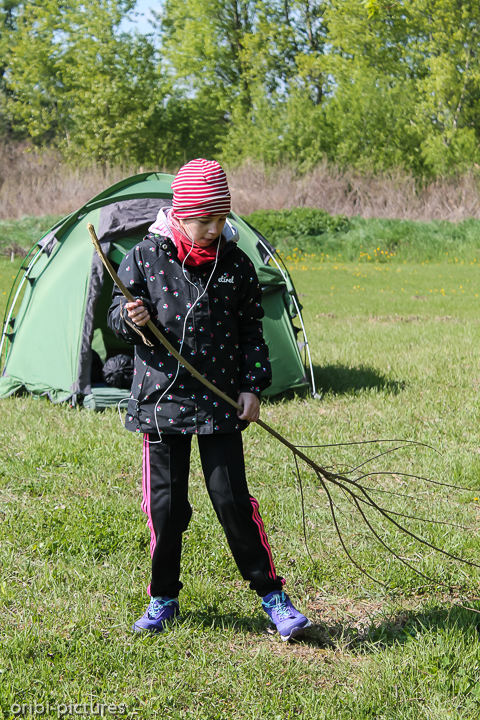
[107,230,272,434]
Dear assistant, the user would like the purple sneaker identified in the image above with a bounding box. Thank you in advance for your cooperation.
[132,596,179,634]
[262,591,311,641]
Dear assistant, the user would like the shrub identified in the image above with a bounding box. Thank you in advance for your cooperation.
[242,207,350,250]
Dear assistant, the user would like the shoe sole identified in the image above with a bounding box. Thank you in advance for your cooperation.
[132,623,167,634]
[280,619,312,642]
[132,614,180,634]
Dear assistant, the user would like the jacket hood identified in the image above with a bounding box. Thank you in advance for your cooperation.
[148,206,239,245]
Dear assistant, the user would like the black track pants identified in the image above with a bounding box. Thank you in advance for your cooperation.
[141,432,284,598]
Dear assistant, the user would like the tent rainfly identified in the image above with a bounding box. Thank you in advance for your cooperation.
[0,173,316,407]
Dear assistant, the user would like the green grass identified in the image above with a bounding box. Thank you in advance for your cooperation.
[4,211,480,265]
[0,216,62,252]
[2,238,480,717]
[243,210,480,264]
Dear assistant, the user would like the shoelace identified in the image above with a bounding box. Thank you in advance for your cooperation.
[264,593,293,620]
[148,597,175,618]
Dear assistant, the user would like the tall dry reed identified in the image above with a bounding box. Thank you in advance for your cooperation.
[1,143,480,222]
[228,163,480,221]
[0,143,135,220]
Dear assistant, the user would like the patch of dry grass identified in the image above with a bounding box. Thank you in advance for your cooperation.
[229,163,480,221]
[2,142,480,222]
[0,143,135,219]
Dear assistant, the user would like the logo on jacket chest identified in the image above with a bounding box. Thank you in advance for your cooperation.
[218,273,235,284]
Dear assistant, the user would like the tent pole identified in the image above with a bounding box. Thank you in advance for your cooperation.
[251,235,318,398]
[0,247,43,371]
[289,293,319,398]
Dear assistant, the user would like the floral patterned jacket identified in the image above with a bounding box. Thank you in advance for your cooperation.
[107,230,272,435]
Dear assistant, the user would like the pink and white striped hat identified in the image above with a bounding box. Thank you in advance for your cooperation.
[171,158,231,218]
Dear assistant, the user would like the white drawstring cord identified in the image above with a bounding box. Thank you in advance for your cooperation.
[116,222,221,441]
[149,224,220,441]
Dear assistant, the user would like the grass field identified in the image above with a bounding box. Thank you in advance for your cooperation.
[1,226,480,718]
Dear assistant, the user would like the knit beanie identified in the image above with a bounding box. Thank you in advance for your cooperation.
[171,158,231,218]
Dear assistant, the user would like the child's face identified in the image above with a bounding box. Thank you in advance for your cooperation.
[181,215,227,247]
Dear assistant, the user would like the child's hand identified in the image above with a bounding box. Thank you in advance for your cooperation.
[126,299,150,327]
[237,392,260,423]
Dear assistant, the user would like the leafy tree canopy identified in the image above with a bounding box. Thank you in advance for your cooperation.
[1,0,479,177]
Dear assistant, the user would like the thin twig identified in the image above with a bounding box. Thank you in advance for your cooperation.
[337,475,480,570]
[295,439,440,454]
[293,455,317,567]
[344,485,446,588]
[354,470,476,493]
[352,492,472,531]
[348,444,418,473]
[315,471,383,587]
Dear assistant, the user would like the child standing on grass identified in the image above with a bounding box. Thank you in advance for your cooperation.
[107,158,310,640]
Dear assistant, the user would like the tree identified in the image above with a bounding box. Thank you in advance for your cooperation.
[336,0,480,175]
[408,0,480,174]
[157,0,330,164]
[4,0,156,162]
[0,0,22,136]
[3,0,480,176]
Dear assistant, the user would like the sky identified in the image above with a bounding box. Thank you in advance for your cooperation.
[120,0,158,35]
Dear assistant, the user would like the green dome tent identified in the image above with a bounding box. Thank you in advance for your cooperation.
[0,172,315,406]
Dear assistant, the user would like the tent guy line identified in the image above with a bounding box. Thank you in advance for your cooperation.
[88,222,480,601]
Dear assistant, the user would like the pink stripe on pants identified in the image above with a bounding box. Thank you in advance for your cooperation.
[250,497,277,580]
[142,435,157,595]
